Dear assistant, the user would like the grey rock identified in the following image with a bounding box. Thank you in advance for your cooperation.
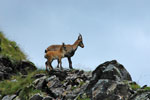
[30,94,43,100]
[47,77,62,89]
[2,95,16,100]
[35,77,47,90]
[130,91,150,100]
[50,88,65,97]
[0,71,4,80]
[46,75,56,82]
[86,60,132,93]
[86,79,131,100]
[33,74,46,79]
[42,96,53,100]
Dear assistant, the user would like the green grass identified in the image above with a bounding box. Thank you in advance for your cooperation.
[130,83,141,91]
[0,69,47,98]
[0,31,27,61]
[143,87,150,91]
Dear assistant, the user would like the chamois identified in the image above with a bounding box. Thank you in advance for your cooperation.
[45,34,84,69]
[44,43,67,71]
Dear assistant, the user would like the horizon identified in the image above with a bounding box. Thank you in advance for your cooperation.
[0,0,150,86]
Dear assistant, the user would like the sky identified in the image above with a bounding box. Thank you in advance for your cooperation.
[0,0,150,86]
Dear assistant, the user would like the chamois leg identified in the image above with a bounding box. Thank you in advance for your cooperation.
[48,61,53,71]
[45,61,48,71]
[57,59,59,68]
[59,58,63,70]
[68,57,73,69]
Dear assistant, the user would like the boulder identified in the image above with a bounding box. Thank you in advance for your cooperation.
[86,60,132,92]
[92,60,132,81]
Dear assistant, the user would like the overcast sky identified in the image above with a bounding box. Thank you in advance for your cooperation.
[0,0,150,86]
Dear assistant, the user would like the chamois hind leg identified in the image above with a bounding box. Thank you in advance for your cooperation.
[45,61,48,71]
[48,60,53,71]
[68,57,73,69]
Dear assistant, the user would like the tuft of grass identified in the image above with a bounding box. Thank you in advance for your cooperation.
[143,87,150,91]
[130,83,141,91]
[0,69,47,98]
[0,31,27,61]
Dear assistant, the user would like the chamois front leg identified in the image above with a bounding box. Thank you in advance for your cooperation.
[68,57,73,69]
[57,59,59,68]
[59,58,63,70]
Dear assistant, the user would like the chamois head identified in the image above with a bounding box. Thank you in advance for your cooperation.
[60,42,67,52]
[78,34,84,48]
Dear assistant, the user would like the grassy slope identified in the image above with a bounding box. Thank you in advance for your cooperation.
[0,31,26,61]
[0,70,47,99]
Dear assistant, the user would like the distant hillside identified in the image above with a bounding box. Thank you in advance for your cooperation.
[0,31,26,61]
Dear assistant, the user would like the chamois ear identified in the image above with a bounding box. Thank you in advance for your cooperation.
[78,33,82,40]
[62,42,65,46]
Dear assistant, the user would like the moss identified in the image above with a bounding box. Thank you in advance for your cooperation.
[0,31,27,61]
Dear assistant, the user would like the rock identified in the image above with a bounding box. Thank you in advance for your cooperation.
[130,91,150,100]
[13,96,21,100]
[90,79,131,100]
[2,95,16,100]
[11,79,17,82]
[0,56,13,69]
[4,67,13,73]
[30,94,43,100]
[48,69,68,81]
[0,71,4,80]
[86,60,132,92]
[50,88,65,97]
[34,76,47,90]
[42,96,53,100]
[46,75,56,82]
[33,74,46,79]
[47,76,62,89]
[16,60,36,75]
[93,60,132,81]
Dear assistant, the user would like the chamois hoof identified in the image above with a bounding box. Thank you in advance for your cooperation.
[60,67,63,70]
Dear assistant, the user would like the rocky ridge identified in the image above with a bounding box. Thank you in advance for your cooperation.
[1,60,150,100]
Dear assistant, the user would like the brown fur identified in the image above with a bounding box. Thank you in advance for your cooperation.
[45,43,67,71]
[45,34,84,69]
